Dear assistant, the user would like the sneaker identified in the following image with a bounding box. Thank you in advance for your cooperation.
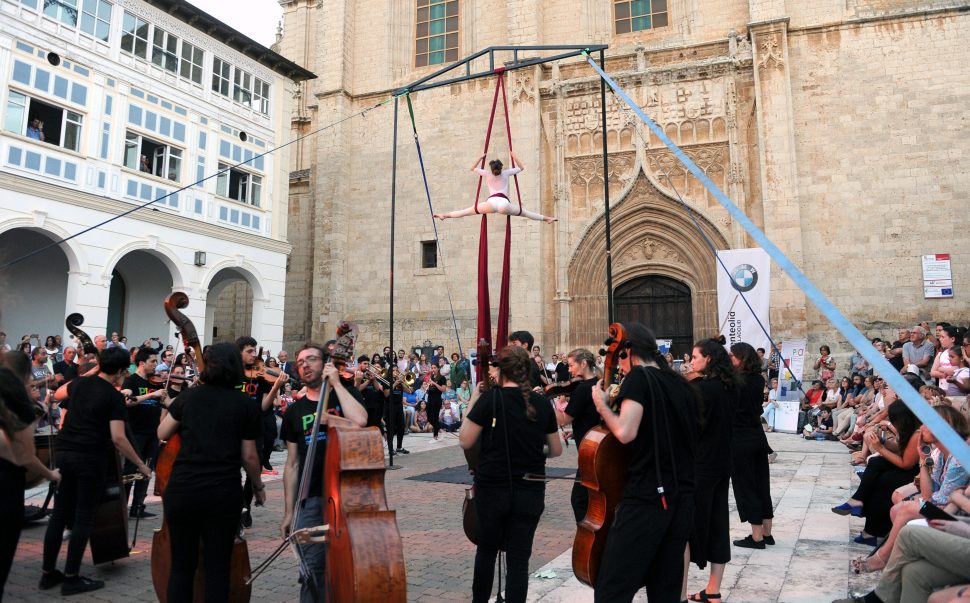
[768,452,778,463]
[764,535,775,546]
[396,448,410,455]
[241,508,252,529]
[61,575,105,596]
[733,535,766,549]
[832,502,864,517]
[261,469,278,476]
[38,569,65,590]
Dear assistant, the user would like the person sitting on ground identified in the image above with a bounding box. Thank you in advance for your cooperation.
[434,152,557,223]
[805,408,835,440]
[412,400,432,433]
[439,398,461,433]
[851,405,970,573]
[832,399,921,546]
[834,375,874,438]
[761,379,779,432]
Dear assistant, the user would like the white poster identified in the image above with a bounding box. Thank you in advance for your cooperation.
[774,339,806,433]
[921,254,953,298]
[716,248,772,352]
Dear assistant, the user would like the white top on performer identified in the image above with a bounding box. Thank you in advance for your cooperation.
[433,153,556,224]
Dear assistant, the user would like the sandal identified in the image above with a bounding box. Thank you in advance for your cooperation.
[850,549,886,574]
[688,590,722,601]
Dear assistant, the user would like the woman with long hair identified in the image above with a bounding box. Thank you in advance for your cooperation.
[728,342,775,549]
[554,348,600,523]
[684,338,740,602]
[434,153,556,223]
[157,342,265,601]
[832,398,921,545]
[459,345,561,603]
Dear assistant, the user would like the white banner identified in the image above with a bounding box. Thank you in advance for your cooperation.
[717,248,771,352]
[774,339,806,433]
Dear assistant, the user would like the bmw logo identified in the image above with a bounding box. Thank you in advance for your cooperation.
[731,264,758,292]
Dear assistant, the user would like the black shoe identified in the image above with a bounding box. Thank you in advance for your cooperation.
[733,535,766,549]
[241,509,252,529]
[38,569,64,590]
[61,575,105,596]
[130,505,156,519]
[396,448,410,455]
[764,535,775,546]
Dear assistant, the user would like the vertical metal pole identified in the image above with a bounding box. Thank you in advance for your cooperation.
[388,97,399,467]
[600,50,614,324]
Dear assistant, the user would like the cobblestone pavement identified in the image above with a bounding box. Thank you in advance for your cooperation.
[8,432,872,602]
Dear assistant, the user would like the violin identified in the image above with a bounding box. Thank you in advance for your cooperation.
[572,323,632,588]
[151,292,252,603]
[544,377,583,398]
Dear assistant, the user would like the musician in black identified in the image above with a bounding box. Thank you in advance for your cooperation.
[237,336,286,527]
[121,347,168,518]
[590,323,698,603]
[355,356,386,430]
[425,363,447,441]
[553,348,600,522]
[40,347,151,596]
[508,330,543,389]
[157,342,265,602]
[387,365,411,454]
[280,344,367,603]
[460,345,561,603]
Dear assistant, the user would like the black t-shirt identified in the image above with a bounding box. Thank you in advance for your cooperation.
[360,382,384,410]
[167,384,261,492]
[527,361,543,389]
[563,377,601,445]
[466,387,557,490]
[280,386,363,498]
[691,376,737,477]
[239,373,273,416]
[616,366,697,504]
[426,375,446,406]
[57,376,127,456]
[888,340,905,371]
[52,360,78,383]
[123,373,163,434]
[0,379,38,480]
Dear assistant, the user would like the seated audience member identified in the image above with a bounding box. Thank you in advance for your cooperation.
[762,377,779,432]
[832,399,921,546]
[411,400,432,433]
[851,405,970,573]
[834,376,874,438]
[439,399,461,433]
[804,408,835,440]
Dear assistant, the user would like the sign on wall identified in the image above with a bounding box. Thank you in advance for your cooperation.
[716,248,772,352]
[922,254,953,299]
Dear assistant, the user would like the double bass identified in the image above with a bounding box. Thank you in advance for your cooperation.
[150,292,252,603]
[572,323,631,587]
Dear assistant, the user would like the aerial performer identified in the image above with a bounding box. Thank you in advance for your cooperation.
[434,153,557,223]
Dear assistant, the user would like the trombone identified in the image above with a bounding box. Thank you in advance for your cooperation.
[362,365,392,388]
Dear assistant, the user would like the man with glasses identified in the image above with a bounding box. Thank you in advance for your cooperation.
[885,328,910,373]
[279,344,367,603]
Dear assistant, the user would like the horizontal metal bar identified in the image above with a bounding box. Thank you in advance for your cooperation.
[392,45,608,96]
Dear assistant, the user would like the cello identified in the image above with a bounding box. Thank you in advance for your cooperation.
[572,322,631,587]
[150,292,252,603]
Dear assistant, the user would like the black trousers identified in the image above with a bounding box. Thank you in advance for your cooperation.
[0,462,25,602]
[43,452,105,575]
[731,438,774,525]
[472,485,545,603]
[852,456,918,537]
[570,470,589,523]
[260,414,277,470]
[164,485,241,603]
[385,400,405,449]
[124,431,158,509]
[427,400,442,437]
[595,496,694,603]
[689,475,731,568]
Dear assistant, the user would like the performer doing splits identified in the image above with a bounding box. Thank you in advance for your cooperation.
[434,153,557,223]
[590,324,699,603]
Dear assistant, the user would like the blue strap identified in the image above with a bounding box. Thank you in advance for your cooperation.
[583,52,970,468]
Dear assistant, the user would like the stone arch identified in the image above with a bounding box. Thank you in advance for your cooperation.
[201,261,266,301]
[566,171,730,350]
[101,238,186,290]
[0,218,86,274]
[202,263,267,345]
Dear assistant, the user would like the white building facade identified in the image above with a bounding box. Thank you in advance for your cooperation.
[0,0,313,351]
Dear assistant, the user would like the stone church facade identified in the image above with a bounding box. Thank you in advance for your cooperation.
[275,0,970,361]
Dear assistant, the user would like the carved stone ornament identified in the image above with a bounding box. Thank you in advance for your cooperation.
[511,71,536,105]
[758,36,785,70]
[614,240,688,271]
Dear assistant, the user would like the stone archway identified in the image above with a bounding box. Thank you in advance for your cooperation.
[566,173,730,350]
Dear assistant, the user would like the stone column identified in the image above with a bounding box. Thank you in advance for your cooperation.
[749,17,807,341]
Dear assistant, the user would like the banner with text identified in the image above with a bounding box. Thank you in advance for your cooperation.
[774,338,806,433]
[716,248,771,352]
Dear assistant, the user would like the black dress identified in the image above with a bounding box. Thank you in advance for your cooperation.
[731,373,774,525]
[689,377,736,569]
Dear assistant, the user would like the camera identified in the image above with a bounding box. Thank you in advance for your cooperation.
[920,444,932,456]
